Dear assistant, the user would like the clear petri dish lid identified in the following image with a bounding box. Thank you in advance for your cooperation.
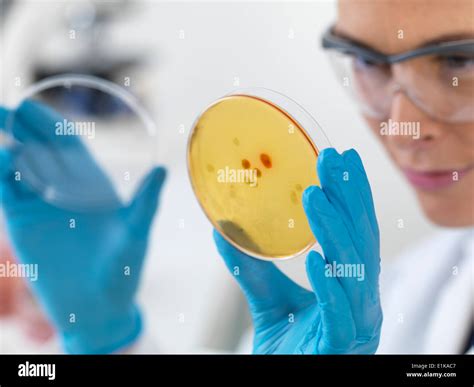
[4,74,157,212]
[187,87,331,260]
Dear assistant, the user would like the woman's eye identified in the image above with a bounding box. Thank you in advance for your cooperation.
[353,56,383,70]
[440,55,474,70]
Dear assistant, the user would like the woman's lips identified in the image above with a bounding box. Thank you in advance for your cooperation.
[402,165,474,190]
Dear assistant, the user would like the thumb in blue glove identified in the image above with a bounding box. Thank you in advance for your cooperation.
[214,147,382,354]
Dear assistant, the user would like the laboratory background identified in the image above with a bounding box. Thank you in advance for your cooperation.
[0,0,436,353]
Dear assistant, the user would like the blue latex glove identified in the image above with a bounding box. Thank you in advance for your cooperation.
[0,101,166,354]
[214,148,382,354]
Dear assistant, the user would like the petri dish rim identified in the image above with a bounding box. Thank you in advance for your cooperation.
[228,87,332,153]
[187,87,331,261]
[5,73,158,211]
[7,74,157,138]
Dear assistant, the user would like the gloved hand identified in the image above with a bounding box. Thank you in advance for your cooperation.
[214,148,382,354]
[0,101,166,354]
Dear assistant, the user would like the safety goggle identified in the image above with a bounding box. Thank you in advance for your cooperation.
[321,27,474,124]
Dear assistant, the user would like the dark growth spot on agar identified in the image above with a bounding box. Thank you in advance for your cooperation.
[260,153,272,168]
[290,191,298,204]
[242,159,251,169]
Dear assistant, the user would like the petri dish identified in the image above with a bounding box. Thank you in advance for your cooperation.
[4,74,157,212]
[187,88,331,260]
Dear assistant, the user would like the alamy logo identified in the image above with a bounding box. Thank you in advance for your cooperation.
[55,119,96,139]
[380,119,420,140]
[0,261,38,282]
[18,362,55,381]
[325,261,365,282]
[217,166,258,187]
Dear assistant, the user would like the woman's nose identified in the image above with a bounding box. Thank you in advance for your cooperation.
[387,90,446,149]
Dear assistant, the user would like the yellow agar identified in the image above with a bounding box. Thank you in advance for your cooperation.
[188,95,320,259]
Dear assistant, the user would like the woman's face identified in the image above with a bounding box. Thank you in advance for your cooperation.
[336,0,474,227]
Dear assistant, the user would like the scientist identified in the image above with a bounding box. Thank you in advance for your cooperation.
[0,0,472,354]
